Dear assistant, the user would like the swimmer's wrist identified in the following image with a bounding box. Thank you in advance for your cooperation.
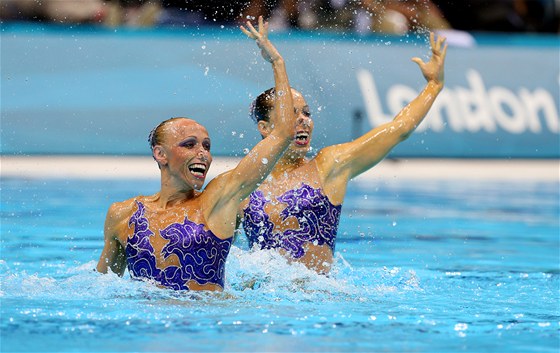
[271,57,285,66]
[428,80,444,92]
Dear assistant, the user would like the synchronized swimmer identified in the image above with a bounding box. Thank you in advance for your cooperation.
[96,17,296,291]
[238,28,447,274]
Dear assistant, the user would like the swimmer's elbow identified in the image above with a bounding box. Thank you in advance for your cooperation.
[96,261,108,274]
[390,121,416,142]
[96,252,126,276]
[96,262,126,277]
[399,128,416,141]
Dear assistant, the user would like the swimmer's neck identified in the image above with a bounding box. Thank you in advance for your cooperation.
[272,154,307,176]
[156,184,197,210]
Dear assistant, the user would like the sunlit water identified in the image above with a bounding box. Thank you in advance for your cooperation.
[1,177,558,352]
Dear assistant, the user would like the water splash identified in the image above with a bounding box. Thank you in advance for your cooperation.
[0,248,423,305]
[224,247,421,302]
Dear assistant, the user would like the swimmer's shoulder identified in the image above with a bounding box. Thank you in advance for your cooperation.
[201,170,231,196]
[311,145,351,182]
[312,146,338,169]
[106,194,153,223]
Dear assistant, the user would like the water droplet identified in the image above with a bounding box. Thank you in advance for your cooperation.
[243,148,249,154]
[261,158,268,165]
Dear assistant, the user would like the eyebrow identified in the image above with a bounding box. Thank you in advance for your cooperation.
[178,136,197,144]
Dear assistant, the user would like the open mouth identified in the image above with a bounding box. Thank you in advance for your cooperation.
[188,163,207,179]
[295,131,309,146]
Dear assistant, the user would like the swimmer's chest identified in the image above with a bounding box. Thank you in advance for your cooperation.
[254,166,327,228]
[125,199,211,266]
[259,162,322,199]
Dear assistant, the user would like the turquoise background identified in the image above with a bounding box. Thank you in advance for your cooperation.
[1,24,558,157]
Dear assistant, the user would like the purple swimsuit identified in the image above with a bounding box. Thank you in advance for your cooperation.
[126,200,232,290]
[242,184,342,258]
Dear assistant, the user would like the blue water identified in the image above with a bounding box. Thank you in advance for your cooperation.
[1,177,558,352]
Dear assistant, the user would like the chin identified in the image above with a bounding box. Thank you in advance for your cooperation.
[288,147,309,159]
[191,178,205,191]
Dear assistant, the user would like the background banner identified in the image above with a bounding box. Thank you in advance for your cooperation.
[2,24,558,158]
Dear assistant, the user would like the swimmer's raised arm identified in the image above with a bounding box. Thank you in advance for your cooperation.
[96,201,128,276]
[320,32,447,180]
[202,17,295,237]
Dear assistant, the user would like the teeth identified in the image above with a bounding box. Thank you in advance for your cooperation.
[296,132,308,139]
[189,163,207,177]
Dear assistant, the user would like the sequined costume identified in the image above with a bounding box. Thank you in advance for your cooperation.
[243,184,341,258]
[126,200,232,290]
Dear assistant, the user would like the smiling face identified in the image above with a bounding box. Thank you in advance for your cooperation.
[289,92,314,154]
[258,89,314,158]
[153,118,213,191]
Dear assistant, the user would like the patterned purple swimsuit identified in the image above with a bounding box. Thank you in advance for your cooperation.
[126,200,232,290]
[242,184,342,258]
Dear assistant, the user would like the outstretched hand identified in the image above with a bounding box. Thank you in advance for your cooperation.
[240,16,281,63]
[411,32,447,86]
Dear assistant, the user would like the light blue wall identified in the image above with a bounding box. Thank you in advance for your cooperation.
[1,24,558,157]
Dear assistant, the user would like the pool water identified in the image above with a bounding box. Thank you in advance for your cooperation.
[1,177,558,352]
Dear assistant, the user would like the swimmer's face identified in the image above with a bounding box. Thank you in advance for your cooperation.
[268,90,314,156]
[158,119,212,190]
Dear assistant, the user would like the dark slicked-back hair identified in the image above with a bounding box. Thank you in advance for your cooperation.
[249,88,276,124]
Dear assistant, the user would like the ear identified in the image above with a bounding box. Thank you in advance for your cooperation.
[257,120,272,138]
[152,145,167,166]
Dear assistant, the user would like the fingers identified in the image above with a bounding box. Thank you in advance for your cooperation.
[258,15,264,34]
[239,25,252,37]
[441,42,448,60]
[411,57,423,67]
[240,16,269,39]
[246,20,258,36]
[429,32,435,51]
[429,31,447,55]
[240,23,257,38]
[436,35,446,53]
[263,20,269,39]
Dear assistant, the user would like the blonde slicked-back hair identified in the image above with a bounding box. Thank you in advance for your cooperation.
[148,117,188,150]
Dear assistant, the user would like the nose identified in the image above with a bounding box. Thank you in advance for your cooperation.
[296,116,311,128]
[197,147,209,161]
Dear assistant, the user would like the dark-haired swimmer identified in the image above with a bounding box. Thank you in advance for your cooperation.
[96,17,296,291]
[239,32,448,274]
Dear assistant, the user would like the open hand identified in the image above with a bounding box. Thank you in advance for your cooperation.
[240,16,281,63]
[411,32,447,86]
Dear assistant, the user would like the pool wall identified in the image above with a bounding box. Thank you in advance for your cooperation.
[1,23,558,158]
